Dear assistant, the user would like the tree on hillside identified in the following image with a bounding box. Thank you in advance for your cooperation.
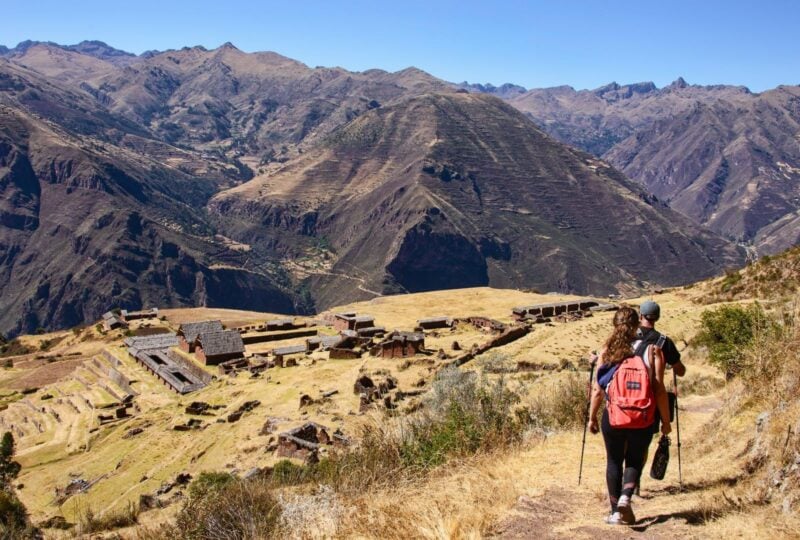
[0,431,21,486]
[0,431,36,537]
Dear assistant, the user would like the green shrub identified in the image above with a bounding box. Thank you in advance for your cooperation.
[187,471,236,500]
[694,304,774,379]
[0,490,29,531]
[720,269,742,293]
[270,459,309,486]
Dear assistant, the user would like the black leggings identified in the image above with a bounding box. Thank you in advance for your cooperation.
[601,409,653,512]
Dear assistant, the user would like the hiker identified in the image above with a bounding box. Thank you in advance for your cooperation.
[635,300,685,492]
[587,306,672,525]
[636,300,685,376]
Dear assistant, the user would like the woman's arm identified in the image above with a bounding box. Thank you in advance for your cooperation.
[588,381,604,434]
[587,347,606,434]
[652,346,672,435]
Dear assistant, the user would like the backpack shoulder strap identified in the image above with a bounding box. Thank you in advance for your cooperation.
[644,347,655,380]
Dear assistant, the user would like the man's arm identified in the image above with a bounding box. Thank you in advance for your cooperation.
[664,336,686,377]
[652,347,672,435]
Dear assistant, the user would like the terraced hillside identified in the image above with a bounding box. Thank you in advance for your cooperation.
[212,92,744,308]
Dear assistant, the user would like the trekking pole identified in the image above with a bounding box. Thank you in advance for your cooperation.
[673,370,683,489]
[578,354,597,486]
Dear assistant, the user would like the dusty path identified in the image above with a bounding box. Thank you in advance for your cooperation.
[489,394,735,539]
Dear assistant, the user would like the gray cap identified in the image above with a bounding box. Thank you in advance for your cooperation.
[640,300,660,321]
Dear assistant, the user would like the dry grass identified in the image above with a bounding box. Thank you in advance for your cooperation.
[12,286,800,538]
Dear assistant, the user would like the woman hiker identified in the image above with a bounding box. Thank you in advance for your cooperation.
[587,305,672,525]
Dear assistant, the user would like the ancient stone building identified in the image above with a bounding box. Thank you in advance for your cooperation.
[333,313,376,332]
[512,300,599,321]
[276,422,346,463]
[417,317,453,330]
[194,330,246,365]
[306,335,343,351]
[102,311,128,331]
[177,320,224,352]
[272,344,306,365]
[124,334,208,393]
[265,318,297,331]
[371,331,425,358]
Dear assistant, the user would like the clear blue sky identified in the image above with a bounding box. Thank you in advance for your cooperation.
[3,0,798,91]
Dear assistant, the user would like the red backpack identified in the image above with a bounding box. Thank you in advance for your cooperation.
[606,353,656,429]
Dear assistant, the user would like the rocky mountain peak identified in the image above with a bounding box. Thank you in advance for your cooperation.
[456,81,528,98]
[667,76,689,89]
[66,40,135,60]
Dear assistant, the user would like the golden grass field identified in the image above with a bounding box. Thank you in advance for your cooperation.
[1,279,795,538]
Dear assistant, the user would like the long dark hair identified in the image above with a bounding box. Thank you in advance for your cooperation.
[602,305,639,366]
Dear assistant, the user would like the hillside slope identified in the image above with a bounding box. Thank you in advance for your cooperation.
[212,92,744,309]
[0,102,296,336]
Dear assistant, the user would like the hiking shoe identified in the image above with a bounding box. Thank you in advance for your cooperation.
[605,511,623,525]
[616,495,636,525]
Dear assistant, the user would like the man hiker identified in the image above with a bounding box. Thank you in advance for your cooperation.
[636,300,685,376]
[634,300,685,494]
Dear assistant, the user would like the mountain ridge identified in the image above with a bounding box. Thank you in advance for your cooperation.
[1,39,786,336]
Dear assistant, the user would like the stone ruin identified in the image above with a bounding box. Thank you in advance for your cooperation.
[352,371,423,411]
[217,357,250,375]
[185,401,224,415]
[139,472,192,511]
[173,418,204,431]
[276,422,348,463]
[227,400,260,423]
[370,331,426,358]
[511,299,607,323]
[416,317,454,330]
[459,316,507,333]
[332,313,376,332]
[449,324,531,367]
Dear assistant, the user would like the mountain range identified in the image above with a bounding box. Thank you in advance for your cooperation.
[2,39,795,334]
[495,79,800,252]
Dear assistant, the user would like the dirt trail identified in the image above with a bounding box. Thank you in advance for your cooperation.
[489,394,732,539]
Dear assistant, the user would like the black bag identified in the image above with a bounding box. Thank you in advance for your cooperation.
[649,435,670,480]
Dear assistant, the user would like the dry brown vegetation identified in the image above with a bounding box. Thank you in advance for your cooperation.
[704,247,800,303]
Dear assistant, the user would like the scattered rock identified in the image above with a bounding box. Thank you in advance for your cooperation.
[38,515,71,530]
[242,467,262,480]
[299,394,317,408]
[123,426,145,439]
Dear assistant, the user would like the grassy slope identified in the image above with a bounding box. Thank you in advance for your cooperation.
[2,287,579,524]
